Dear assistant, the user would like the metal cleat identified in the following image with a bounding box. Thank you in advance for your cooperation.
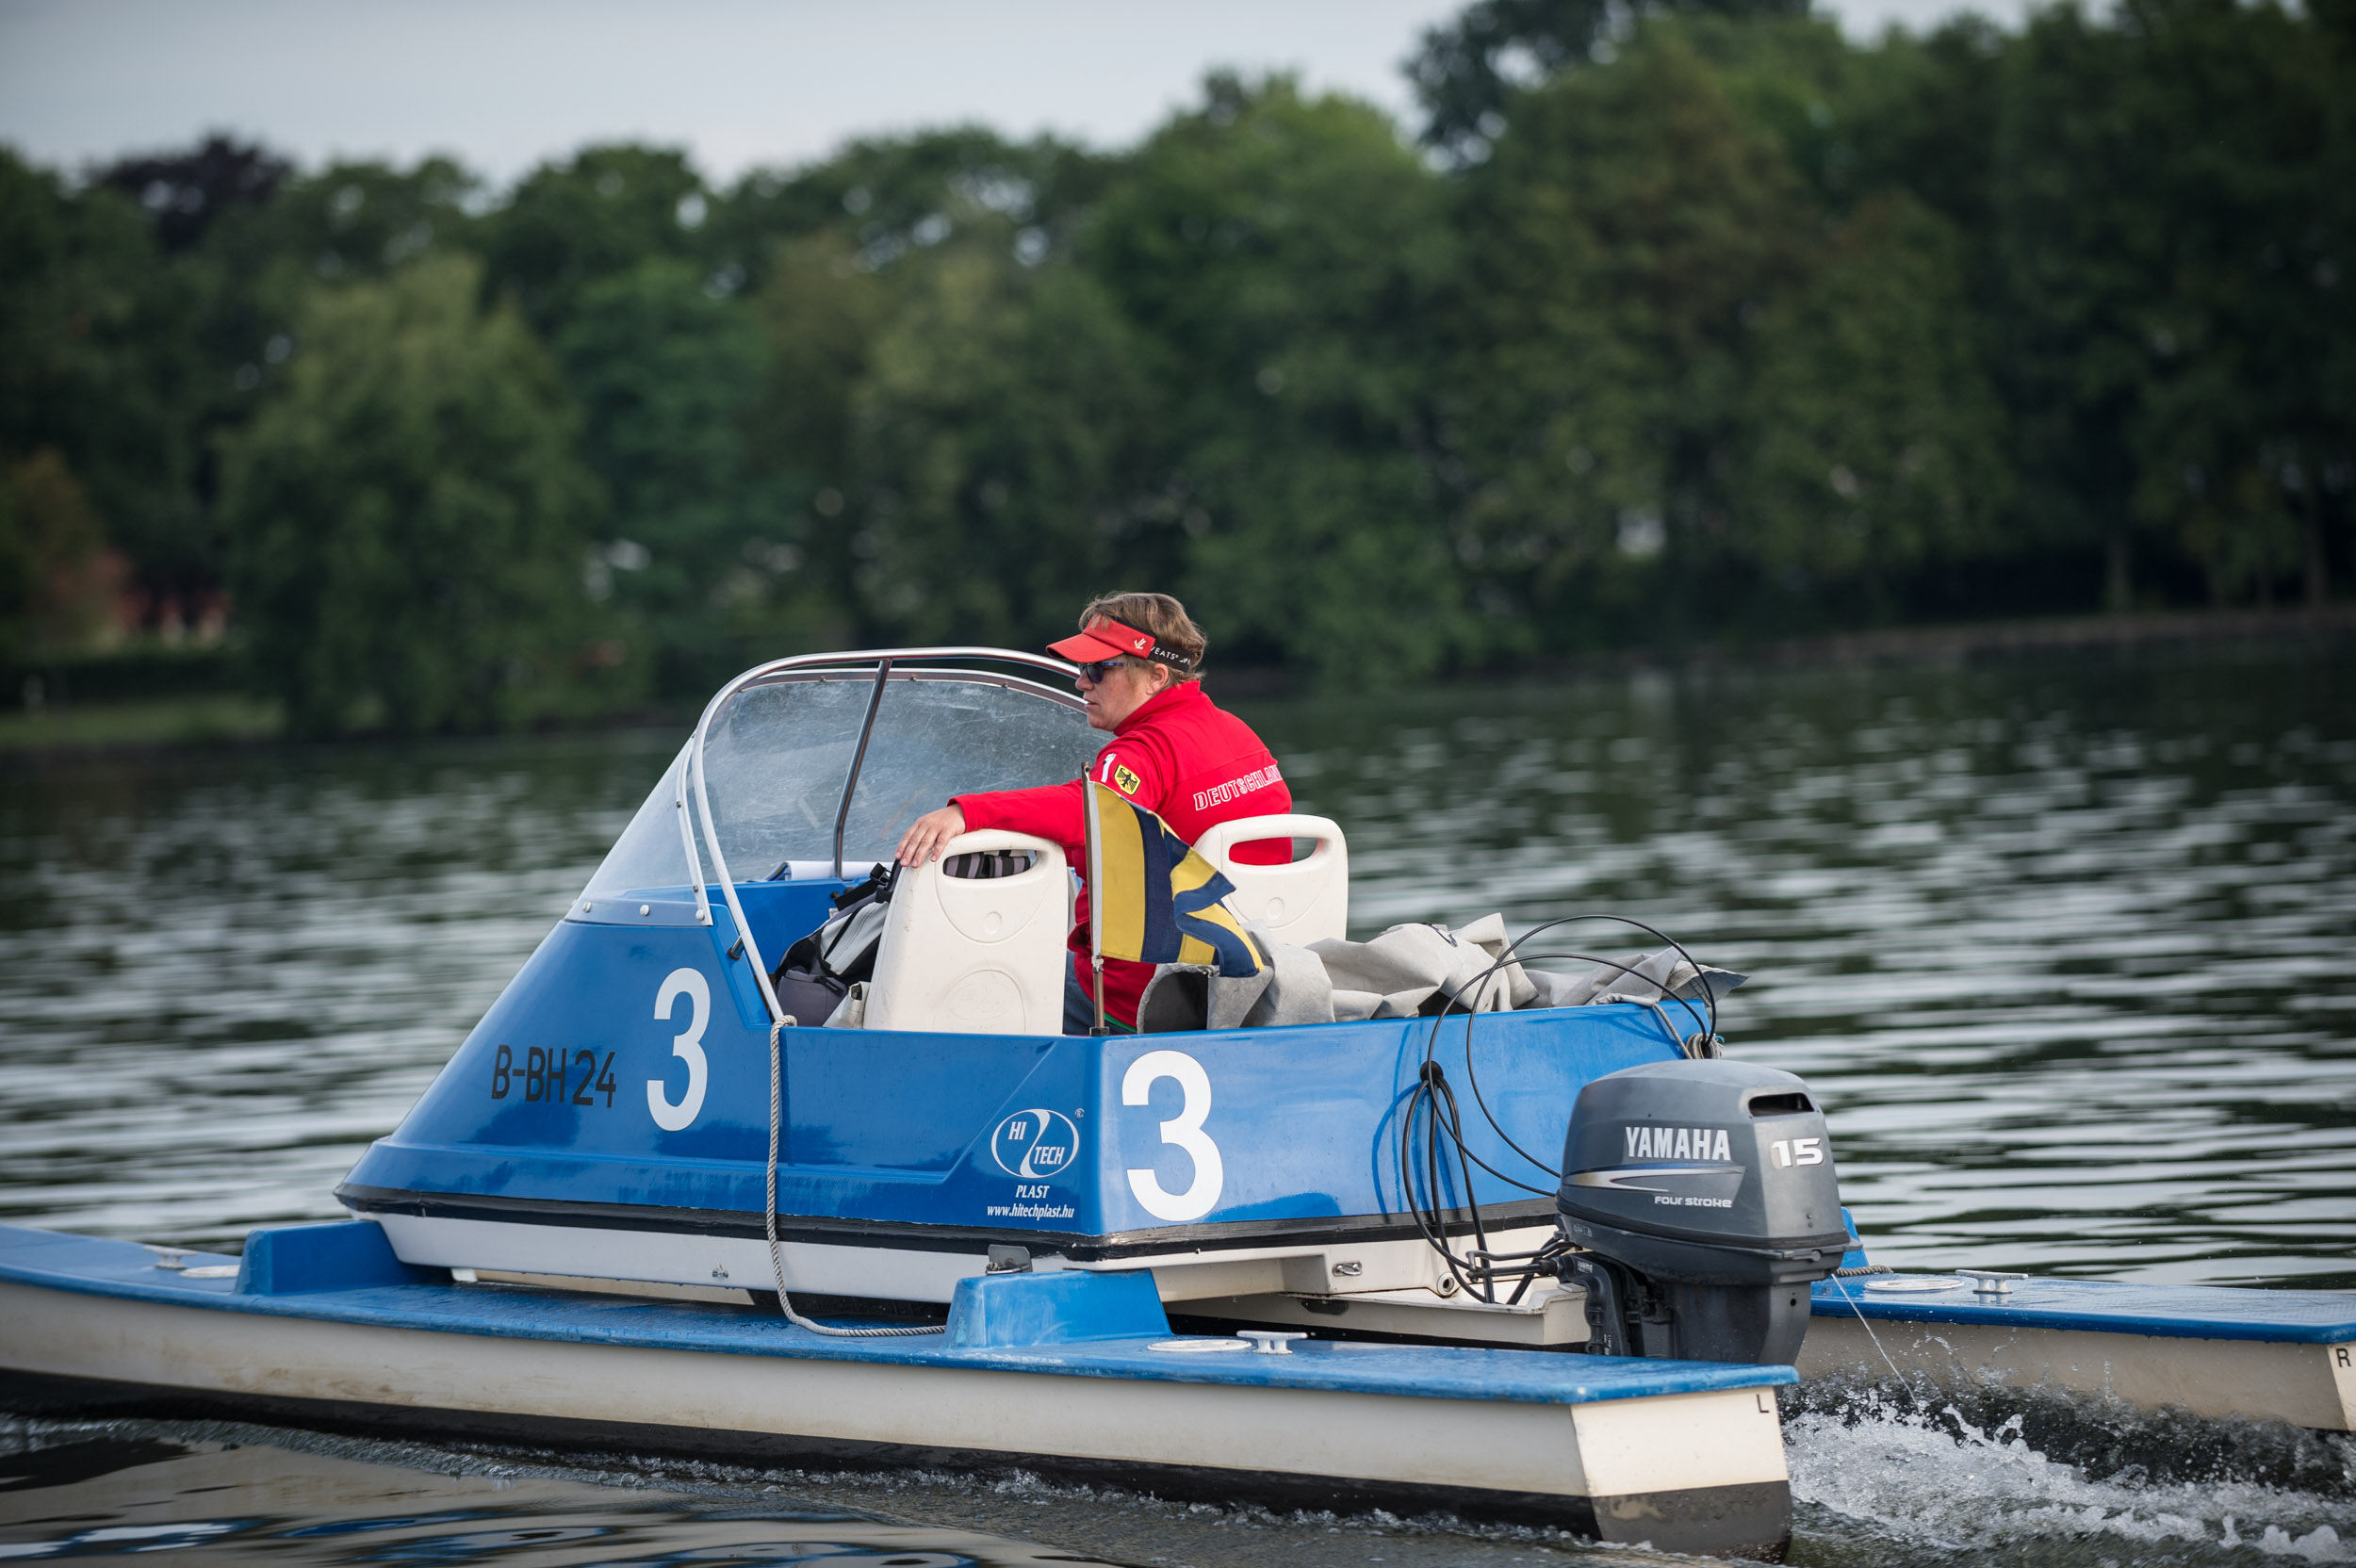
[1956,1269,2028,1296]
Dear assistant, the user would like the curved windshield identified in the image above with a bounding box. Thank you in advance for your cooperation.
[831,676,1098,860]
[579,743,694,900]
[580,665,1098,899]
[702,674,884,878]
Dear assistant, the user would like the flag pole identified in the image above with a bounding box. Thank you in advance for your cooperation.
[1085,778,1108,1035]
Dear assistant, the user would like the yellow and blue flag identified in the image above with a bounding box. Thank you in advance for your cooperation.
[1086,781,1265,978]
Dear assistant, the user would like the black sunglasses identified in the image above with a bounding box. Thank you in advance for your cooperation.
[1075,658,1137,684]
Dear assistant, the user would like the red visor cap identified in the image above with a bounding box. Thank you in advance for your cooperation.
[1047,615,1188,668]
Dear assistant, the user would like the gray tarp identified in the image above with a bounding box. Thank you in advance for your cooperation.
[1136,919,1743,1034]
[1309,912,1537,1021]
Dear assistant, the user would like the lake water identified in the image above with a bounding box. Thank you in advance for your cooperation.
[3,645,2352,1564]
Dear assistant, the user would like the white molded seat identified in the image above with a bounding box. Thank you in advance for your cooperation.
[865,831,1069,1035]
[1190,813,1349,947]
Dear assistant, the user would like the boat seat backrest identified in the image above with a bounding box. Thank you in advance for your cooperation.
[1189,813,1349,948]
[864,830,1069,1036]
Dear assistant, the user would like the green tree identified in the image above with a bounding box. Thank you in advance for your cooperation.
[131,155,491,622]
[741,231,896,652]
[84,138,296,618]
[555,256,777,692]
[1838,18,2009,253]
[2114,0,2341,606]
[480,144,711,339]
[846,243,1156,647]
[0,449,119,662]
[1991,3,2184,609]
[204,156,483,303]
[714,129,1110,300]
[1738,194,2010,615]
[95,136,289,254]
[1088,74,1466,679]
[1410,0,1814,164]
[0,150,197,616]
[729,132,1123,659]
[751,232,894,492]
[1995,0,2343,610]
[1448,31,1808,645]
[2324,0,2356,585]
[9,0,2352,706]
[219,254,615,734]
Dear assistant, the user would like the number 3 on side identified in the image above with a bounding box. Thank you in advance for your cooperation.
[646,968,710,1132]
[1122,1049,1223,1222]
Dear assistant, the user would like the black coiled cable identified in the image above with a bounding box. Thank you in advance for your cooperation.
[1391,915,1726,1304]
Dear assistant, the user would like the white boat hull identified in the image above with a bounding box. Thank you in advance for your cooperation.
[366,1210,1562,1307]
[0,1222,1801,1560]
[1799,1313,2356,1430]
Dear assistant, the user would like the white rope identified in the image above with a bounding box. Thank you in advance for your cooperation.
[765,1019,943,1337]
[1823,1275,1920,1405]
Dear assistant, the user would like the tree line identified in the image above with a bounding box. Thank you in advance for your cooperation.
[2,0,2349,733]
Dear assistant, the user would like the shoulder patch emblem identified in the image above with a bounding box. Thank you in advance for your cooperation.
[1113,764,1142,795]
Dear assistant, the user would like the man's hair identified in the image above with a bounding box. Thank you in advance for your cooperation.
[1079,592,1206,679]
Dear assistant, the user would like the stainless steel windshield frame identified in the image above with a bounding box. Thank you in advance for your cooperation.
[834,661,893,879]
[685,646,1083,1024]
[670,742,712,929]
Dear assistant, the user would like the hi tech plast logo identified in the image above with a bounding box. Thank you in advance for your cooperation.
[990,1108,1081,1179]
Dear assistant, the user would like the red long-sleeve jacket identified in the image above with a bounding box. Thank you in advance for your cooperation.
[954,680,1290,1027]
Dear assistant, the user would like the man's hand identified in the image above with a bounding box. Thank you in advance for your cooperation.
[896,805,967,867]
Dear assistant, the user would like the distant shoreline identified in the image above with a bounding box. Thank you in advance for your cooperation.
[1661,602,2356,677]
[1215,602,2356,696]
[6,604,2352,757]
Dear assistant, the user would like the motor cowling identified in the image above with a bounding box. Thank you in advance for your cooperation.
[1556,1059,1848,1365]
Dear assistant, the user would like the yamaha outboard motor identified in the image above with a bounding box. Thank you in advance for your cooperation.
[1556,1059,1847,1365]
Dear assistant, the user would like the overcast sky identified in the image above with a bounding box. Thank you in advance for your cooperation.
[0,0,2027,188]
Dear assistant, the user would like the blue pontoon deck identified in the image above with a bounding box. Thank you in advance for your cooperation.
[0,1222,1796,1560]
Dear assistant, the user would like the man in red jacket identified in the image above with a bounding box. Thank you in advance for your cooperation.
[894,592,1291,1033]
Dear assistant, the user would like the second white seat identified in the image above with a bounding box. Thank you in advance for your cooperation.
[1189,813,1350,948]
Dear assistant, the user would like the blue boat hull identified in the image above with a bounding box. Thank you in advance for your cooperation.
[338,888,1684,1304]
